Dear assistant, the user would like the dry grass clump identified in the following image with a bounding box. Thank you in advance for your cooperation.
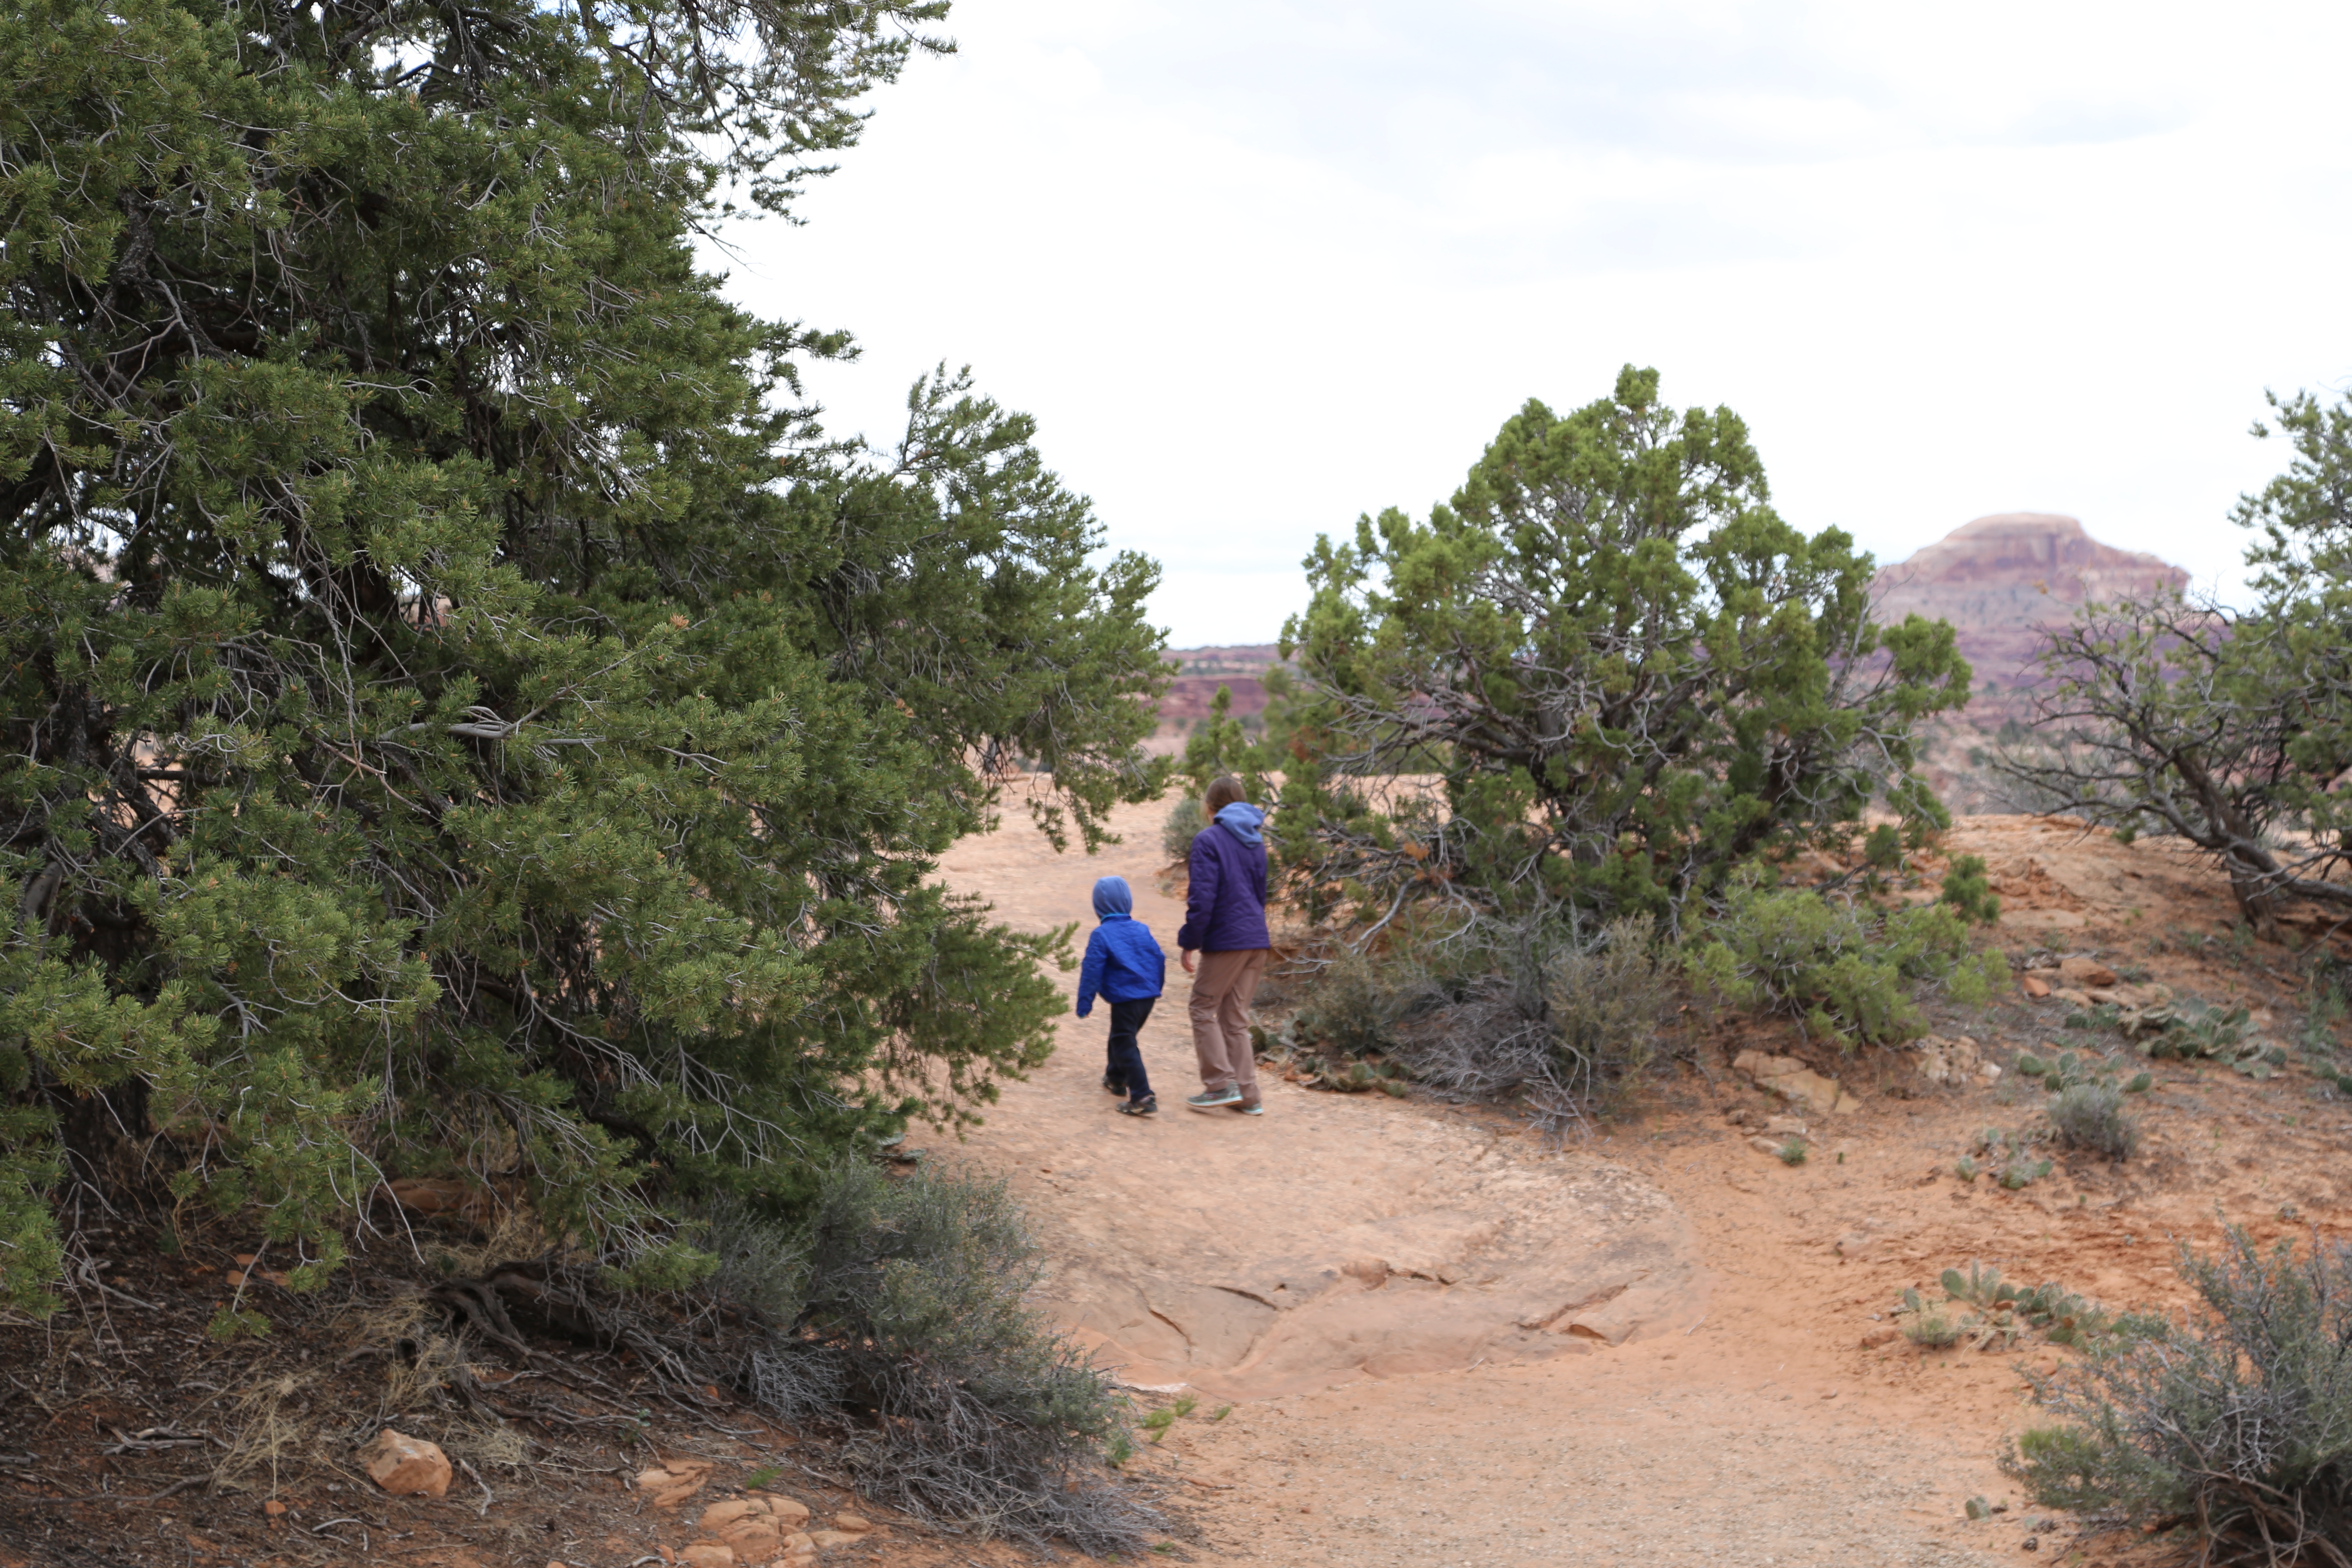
[210,1372,318,1495]
[2047,1082,2144,1160]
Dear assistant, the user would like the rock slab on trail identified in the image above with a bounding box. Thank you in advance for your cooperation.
[934,796,1709,1398]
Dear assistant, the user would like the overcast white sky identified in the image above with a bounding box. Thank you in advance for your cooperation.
[717,0,2352,648]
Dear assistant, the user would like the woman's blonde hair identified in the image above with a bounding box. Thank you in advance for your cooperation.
[1203,775,1246,815]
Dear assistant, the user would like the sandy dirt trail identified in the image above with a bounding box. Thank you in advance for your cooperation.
[927,795,2015,1567]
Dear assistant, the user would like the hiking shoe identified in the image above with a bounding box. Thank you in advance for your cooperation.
[1236,1100,1263,1115]
[1102,1073,1127,1096]
[1117,1095,1158,1117]
[1185,1087,1243,1112]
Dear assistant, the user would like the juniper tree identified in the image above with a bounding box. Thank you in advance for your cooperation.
[1273,365,1970,939]
[1996,390,2352,930]
[0,0,1166,1309]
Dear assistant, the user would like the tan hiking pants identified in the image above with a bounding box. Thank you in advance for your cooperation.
[1188,948,1268,1104]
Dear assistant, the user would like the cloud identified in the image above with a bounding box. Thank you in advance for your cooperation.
[722,0,2352,644]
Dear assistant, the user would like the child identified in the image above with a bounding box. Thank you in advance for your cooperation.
[1076,875,1166,1116]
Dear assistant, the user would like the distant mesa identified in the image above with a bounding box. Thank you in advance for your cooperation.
[1155,644,1281,741]
[1871,511,2186,624]
[1870,513,2187,722]
[1149,515,2188,742]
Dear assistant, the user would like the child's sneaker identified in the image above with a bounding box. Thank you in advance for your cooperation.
[1118,1095,1158,1117]
[1185,1087,1243,1111]
[1236,1099,1263,1115]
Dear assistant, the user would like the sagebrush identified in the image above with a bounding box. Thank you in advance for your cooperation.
[2006,1229,2352,1567]
[1277,913,1667,1132]
[1685,880,2006,1047]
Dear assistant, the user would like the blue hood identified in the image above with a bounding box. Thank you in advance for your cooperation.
[1092,875,1134,919]
[1214,802,1265,845]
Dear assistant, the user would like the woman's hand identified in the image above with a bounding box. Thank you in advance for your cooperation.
[1180,949,1198,974]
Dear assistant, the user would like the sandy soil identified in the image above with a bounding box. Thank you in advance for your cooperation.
[927,794,2352,1568]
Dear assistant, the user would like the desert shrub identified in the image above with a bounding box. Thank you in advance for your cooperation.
[691,1160,1153,1552]
[1940,854,2004,925]
[1685,882,2008,1047]
[1905,1307,1961,1348]
[0,0,1171,1310]
[1382,914,1667,1133]
[1162,796,1206,861]
[2007,1229,2352,1566]
[2047,1082,2143,1160]
[1286,947,1405,1059]
[1271,365,1971,939]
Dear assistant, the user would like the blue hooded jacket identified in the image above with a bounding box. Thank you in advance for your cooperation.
[1176,802,1270,952]
[1076,875,1166,1017]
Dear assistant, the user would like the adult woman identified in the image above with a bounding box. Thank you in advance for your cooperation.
[1175,774,1270,1114]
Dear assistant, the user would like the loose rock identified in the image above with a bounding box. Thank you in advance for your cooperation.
[360,1428,452,1498]
[832,1514,873,1533]
[1731,1049,1857,1116]
[2058,956,2119,987]
[679,1544,735,1568]
[636,1458,715,1509]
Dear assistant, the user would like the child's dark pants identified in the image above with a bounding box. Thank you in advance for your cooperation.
[1105,997,1155,1102]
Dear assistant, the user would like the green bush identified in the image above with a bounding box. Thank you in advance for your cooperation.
[1685,882,2007,1047]
[1271,365,1971,937]
[2006,1229,2352,1563]
[1940,854,2003,925]
[0,0,1171,1308]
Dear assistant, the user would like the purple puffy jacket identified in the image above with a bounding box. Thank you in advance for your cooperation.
[1176,803,1270,952]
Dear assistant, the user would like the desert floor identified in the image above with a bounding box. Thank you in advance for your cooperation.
[925,793,2352,1568]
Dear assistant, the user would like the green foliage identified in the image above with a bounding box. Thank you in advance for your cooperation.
[1685,881,2006,1047]
[1139,1395,1196,1444]
[1776,1137,1808,1166]
[1902,1305,1960,1348]
[2017,1047,2150,1161]
[1939,854,2003,925]
[1285,948,1406,1062]
[2006,1229,2352,1561]
[1272,366,1971,935]
[2016,1046,2153,1096]
[0,0,1169,1308]
[2000,1151,2055,1190]
[1176,684,1269,804]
